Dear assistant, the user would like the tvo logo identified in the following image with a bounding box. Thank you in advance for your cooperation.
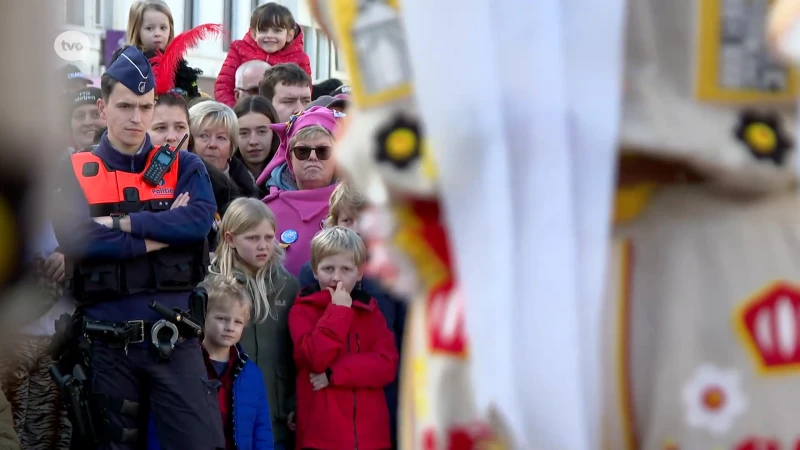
[54,30,90,62]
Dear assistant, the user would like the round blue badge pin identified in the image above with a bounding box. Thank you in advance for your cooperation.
[281,229,298,244]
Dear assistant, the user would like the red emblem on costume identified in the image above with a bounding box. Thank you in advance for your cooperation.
[738,282,800,370]
[422,423,496,450]
[735,436,780,450]
[427,280,467,356]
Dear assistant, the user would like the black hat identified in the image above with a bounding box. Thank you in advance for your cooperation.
[305,95,349,111]
[331,84,351,96]
[72,87,102,108]
[105,46,155,95]
[143,49,203,99]
[59,63,93,93]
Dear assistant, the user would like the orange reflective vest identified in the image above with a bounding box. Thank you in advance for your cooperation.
[69,149,206,304]
[71,149,180,216]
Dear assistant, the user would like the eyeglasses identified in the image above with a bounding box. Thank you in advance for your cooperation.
[292,145,332,161]
[236,87,260,96]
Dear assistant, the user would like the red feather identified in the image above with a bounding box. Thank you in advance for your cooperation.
[150,23,223,94]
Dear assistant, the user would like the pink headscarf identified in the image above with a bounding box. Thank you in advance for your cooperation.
[256,106,344,186]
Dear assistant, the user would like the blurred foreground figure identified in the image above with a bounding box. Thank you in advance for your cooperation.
[312,0,621,447]
[316,0,800,449]
[0,2,65,450]
[603,0,800,448]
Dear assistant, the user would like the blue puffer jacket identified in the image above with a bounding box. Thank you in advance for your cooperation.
[147,344,274,450]
[299,260,407,446]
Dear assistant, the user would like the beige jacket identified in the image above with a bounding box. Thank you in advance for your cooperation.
[604,184,800,449]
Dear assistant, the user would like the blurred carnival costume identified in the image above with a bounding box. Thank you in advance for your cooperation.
[0,145,59,450]
[309,0,524,448]
[312,0,800,449]
[144,24,223,100]
[0,247,72,450]
[602,0,800,448]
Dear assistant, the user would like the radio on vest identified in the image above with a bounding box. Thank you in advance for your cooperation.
[143,133,188,186]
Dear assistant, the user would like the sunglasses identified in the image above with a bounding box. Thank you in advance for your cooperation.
[292,145,332,161]
[237,86,260,96]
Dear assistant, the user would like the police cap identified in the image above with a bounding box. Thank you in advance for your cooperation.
[104,46,155,95]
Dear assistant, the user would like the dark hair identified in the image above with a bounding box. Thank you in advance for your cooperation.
[250,2,296,32]
[100,74,119,101]
[312,78,343,101]
[258,63,311,101]
[154,94,193,148]
[143,49,203,99]
[233,95,281,163]
[155,93,190,120]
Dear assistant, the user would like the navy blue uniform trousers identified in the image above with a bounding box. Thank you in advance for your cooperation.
[90,338,224,450]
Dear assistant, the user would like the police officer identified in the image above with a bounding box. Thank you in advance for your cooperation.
[52,46,224,450]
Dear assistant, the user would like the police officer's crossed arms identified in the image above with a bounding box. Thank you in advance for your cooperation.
[50,46,225,450]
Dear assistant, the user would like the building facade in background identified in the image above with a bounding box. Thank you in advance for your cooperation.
[59,0,347,91]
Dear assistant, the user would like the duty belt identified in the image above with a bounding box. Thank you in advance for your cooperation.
[82,319,186,352]
[82,301,204,361]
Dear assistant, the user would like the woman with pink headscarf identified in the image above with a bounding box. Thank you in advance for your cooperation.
[257,106,344,275]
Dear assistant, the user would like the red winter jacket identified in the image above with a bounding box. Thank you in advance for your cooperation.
[214,28,312,107]
[289,286,398,450]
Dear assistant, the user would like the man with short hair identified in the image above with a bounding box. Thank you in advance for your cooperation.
[234,59,272,103]
[258,63,312,122]
[52,46,224,450]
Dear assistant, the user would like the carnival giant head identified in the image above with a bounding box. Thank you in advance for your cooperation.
[308,0,439,206]
[620,0,797,194]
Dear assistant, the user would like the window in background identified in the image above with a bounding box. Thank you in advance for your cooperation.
[65,0,85,26]
[223,0,234,51]
[93,0,103,27]
[334,43,344,72]
[315,31,331,80]
[102,0,114,29]
[184,0,196,30]
[303,25,316,72]
[302,26,334,81]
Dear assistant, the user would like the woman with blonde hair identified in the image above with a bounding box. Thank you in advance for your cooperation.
[189,101,259,202]
[209,197,300,450]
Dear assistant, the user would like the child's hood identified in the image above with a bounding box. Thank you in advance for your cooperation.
[295,284,376,312]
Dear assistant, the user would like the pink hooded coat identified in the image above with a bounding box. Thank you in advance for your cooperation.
[260,106,344,275]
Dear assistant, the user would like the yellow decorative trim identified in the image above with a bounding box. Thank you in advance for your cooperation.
[694,0,797,103]
[399,300,419,450]
[391,204,450,292]
[614,184,656,225]
[328,0,413,109]
[616,239,637,450]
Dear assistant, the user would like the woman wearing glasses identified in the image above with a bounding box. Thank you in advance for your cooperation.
[262,106,343,276]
